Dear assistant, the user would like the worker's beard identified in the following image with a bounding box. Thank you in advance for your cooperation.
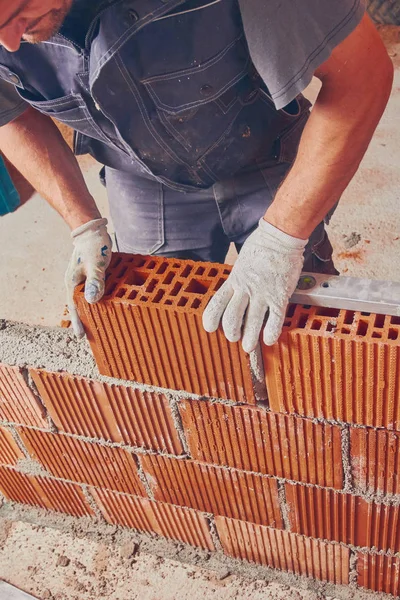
[22,1,73,43]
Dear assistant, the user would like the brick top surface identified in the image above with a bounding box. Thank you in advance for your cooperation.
[75,255,400,341]
[282,304,400,345]
[75,254,231,315]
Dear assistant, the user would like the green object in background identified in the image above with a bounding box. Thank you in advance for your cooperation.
[0,155,20,216]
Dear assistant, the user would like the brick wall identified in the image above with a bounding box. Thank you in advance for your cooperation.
[1,253,400,595]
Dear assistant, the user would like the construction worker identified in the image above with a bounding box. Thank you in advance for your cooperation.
[0,1,393,352]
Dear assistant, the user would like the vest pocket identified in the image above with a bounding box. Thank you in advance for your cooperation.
[138,35,254,165]
[16,91,110,145]
[142,35,249,114]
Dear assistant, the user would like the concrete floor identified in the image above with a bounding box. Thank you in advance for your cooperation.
[0,519,335,600]
[0,28,399,326]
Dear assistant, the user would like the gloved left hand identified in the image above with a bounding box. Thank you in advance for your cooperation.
[202,218,307,353]
[65,218,112,338]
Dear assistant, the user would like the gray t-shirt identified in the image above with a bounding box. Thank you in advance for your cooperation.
[0,0,365,125]
[238,0,365,109]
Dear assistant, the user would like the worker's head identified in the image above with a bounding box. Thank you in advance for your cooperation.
[0,0,73,52]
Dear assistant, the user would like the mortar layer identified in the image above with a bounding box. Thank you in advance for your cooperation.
[0,320,97,378]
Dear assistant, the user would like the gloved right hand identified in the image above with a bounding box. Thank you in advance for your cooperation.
[203,218,307,352]
[65,218,112,338]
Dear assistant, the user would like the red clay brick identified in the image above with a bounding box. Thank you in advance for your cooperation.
[350,427,400,496]
[75,254,255,404]
[264,306,400,429]
[31,369,183,454]
[18,428,146,496]
[141,454,282,528]
[0,364,46,427]
[286,483,359,544]
[0,466,93,517]
[0,427,24,466]
[357,553,400,595]
[286,483,400,552]
[215,516,349,584]
[179,400,343,488]
[90,487,214,550]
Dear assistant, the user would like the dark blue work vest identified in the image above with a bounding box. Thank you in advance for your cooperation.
[0,0,307,191]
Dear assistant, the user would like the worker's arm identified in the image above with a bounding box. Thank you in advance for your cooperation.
[204,15,393,352]
[0,107,112,336]
[0,106,100,228]
[265,14,393,238]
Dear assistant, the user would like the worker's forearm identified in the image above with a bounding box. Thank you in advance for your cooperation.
[265,84,392,239]
[0,107,100,229]
[265,16,394,240]
[264,90,390,238]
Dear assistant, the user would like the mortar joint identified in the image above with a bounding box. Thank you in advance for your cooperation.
[133,454,155,500]
[277,481,291,530]
[207,515,223,553]
[349,549,359,587]
[340,425,353,493]
[165,392,190,455]
[81,485,104,520]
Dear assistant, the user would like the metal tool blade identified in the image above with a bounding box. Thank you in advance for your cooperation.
[291,273,400,317]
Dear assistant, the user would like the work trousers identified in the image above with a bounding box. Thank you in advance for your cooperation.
[105,158,338,274]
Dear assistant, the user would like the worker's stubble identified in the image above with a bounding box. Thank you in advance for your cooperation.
[22,0,73,44]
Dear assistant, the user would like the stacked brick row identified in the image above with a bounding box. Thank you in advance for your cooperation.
[1,253,400,595]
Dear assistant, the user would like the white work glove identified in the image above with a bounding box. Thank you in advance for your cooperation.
[65,218,112,338]
[203,218,308,353]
